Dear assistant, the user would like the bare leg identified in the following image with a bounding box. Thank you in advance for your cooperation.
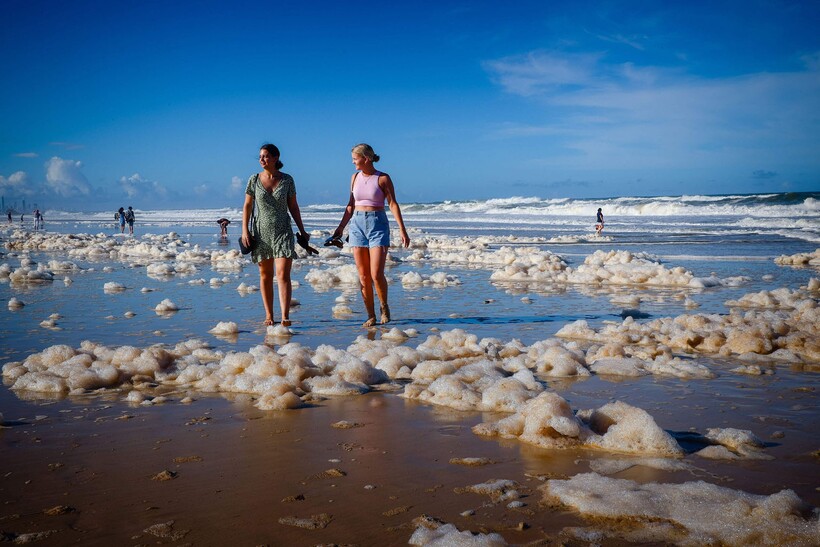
[274,257,293,325]
[369,246,390,324]
[353,247,376,326]
[258,258,275,325]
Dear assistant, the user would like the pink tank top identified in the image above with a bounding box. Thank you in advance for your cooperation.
[353,171,385,207]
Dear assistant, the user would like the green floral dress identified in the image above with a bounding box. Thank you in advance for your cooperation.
[245,172,297,263]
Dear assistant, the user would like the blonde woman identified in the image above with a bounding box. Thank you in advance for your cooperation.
[241,143,309,326]
[331,143,410,327]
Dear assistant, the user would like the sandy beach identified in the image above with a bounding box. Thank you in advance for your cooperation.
[1,198,819,545]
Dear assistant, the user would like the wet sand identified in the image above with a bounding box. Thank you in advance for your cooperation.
[2,360,817,545]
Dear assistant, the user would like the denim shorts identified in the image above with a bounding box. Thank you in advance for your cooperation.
[349,210,390,248]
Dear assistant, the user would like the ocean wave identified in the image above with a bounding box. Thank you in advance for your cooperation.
[45,192,820,229]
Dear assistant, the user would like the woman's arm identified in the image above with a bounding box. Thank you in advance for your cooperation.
[332,173,357,238]
[287,193,307,236]
[241,193,254,246]
[380,174,410,248]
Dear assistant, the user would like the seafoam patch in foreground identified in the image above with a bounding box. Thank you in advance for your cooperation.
[544,472,820,546]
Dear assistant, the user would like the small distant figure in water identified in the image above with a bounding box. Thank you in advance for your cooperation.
[595,208,604,236]
[7,211,11,224]
[33,209,43,230]
[117,207,125,233]
[124,206,135,234]
[217,218,231,236]
[20,213,24,224]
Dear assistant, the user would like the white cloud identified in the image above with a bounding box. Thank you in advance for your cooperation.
[45,157,91,197]
[119,173,169,199]
[483,51,602,96]
[596,33,647,51]
[49,141,84,150]
[14,152,38,158]
[230,175,243,194]
[193,183,209,196]
[484,50,820,170]
[0,171,35,196]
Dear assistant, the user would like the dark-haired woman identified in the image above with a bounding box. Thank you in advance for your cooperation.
[241,143,309,326]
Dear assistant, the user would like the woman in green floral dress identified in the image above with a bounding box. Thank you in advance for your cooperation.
[241,143,309,326]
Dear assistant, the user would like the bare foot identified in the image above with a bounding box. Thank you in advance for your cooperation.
[264,318,274,326]
[380,303,391,325]
[281,319,292,327]
[362,316,377,328]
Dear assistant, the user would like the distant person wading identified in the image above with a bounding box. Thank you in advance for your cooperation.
[125,206,135,234]
[117,207,126,233]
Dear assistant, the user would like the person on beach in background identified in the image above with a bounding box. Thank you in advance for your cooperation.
[6,211,11,224]
[117,207,125,233]
[330,143,410,327]
[124,206,135,234]
[595,208,604,236]
[33,209,43,230]
[241,143,309,327]
[217,218,231,236]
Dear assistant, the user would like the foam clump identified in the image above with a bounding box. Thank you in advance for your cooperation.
[208,322,239,335]
[304,264,360,287]
[726,284,816,309]
[8,297,25,310]
[2,337,401,410]
[557,284,820,363]
[154,299,179,312]
[579,401,684,456]
[474,393,683,456]
[404,360,543,412]
[401,271,462,286]
[775,248,820,267]
[236,282,258,293]
[544,472,820,546]
[460,479,521,503]
[7,265,55,285]
[696,427,772,460]
[210,249,245,271]
[483,248,746,288]
[103,282,126,292]
[2,230,214,273]
[408,522,507,546]
[472,391,589,449]
[146,263,176,277]
[266,324,292,337]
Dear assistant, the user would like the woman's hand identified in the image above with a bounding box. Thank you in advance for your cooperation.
[241,232,251,247]
[400,229,410,248]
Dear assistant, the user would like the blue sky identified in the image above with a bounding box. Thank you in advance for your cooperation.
[1,0,818,211]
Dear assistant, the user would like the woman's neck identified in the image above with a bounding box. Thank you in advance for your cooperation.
[360,167,377,176]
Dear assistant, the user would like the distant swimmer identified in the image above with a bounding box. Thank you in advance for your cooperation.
[595,208,604,236]
[217,217,231,236]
